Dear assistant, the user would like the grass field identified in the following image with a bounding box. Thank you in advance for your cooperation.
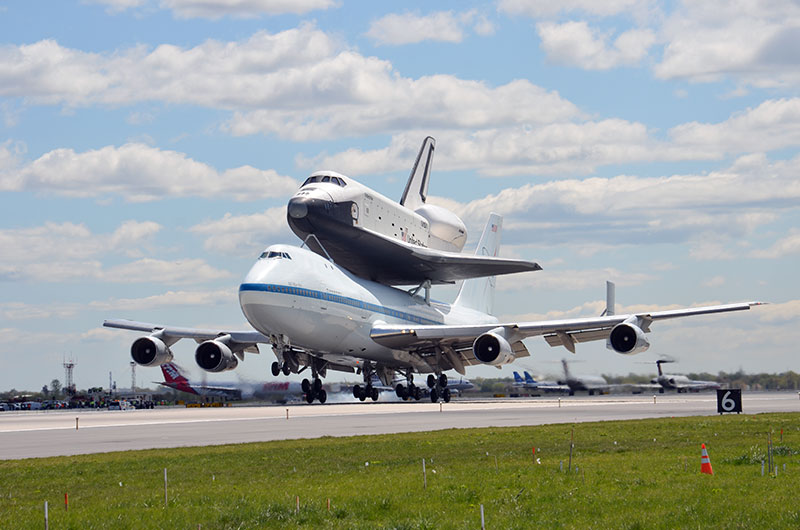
[1,412,799,529]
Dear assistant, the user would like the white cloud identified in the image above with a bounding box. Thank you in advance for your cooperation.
[430,153,799,250]
[103,258,232,284]
[655,0,800,87]
[537,21,655,70]
[161,0,337,18]
[751,230,800,259]
[499,0,651,18]
[669,98,800,156]
[0,220,230,284]
[87,0,336,18]
[88,289,236,311]
[497,268,656,292]
[0,27,579,141]
[189,206,290,256]
[0,143,298,202]
[703,275,726,288]
[367,10,489,45]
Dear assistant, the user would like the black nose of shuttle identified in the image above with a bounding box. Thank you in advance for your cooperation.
[288,196,309,219]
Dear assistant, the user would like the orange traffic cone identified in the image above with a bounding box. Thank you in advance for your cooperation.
[700,443,713,475]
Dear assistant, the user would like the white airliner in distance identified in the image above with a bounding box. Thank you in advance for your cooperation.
[651,360,721,393]
[104,213,763,404]
[286,136,541,291]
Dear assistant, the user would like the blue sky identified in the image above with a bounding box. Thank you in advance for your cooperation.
[1,0,798,391]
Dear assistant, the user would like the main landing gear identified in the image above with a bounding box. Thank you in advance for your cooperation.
[271,361,291,377]
[393,370,423,401]
[352,383,379,402]
[427,373,451,403]
[302,377,327,404]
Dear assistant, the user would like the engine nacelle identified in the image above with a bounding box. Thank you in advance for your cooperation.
[472,329,515,366]
[415,204,467,253]
[607,322,650,355]
[195,340,239,373]
[130,336,173,367]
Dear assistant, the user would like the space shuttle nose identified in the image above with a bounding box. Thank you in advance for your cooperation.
[288,197,309,219]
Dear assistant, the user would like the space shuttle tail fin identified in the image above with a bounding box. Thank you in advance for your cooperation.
[399,136,435,211]
[453,213,502,315]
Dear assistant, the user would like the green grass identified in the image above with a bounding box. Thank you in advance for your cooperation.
[2,413,799,529]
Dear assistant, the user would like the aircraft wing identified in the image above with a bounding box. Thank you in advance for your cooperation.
[305,225,541,285]
[370,301,763,359]
[104,319,268,346]
[103,319,359,373]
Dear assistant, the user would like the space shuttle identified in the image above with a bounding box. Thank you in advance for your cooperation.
[287,137,541,286]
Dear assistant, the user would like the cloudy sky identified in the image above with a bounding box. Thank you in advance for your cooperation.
[1,0,798,391]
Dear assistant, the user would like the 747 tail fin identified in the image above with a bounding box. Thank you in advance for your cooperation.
[453,213,503,315]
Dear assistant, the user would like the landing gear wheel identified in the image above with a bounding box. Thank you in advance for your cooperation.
[271,362,280,377]
[317,389,327,404]
[442,388,451,403]
[353,384,362,399]
[427,374,436,388]
[313,378,322,394]
[359,391,367,402]
[281,363,291,376]
[430,388,439,402]
[371,387,379,401]
[439,373,448,388]
[414,386,422,401]
[305,392,314,404]
[301,379,311,394]
[396,384,407,399]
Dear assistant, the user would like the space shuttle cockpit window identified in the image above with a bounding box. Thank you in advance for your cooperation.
[301,175,320,187]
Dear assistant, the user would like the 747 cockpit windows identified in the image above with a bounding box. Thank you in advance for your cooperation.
[300,175,347,187]
[259,251,292,260]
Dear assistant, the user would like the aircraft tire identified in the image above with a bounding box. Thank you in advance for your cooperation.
[271,362,281,377]
[281,363,291,376]
[353,384,362,399]
[414,386,422,400]
[318,389,327,404]
[313,378,322,394]
[396,384,406,399]
[443,388,451,403]
[430,388,438,402]
[427,374,436,388]
[359,392,366,402]
[301,379,311,393]
[371,387,379,401]
[439,373,447,388]
[305,392,314,404]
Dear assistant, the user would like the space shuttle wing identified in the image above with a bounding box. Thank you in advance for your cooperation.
[329,225,540,285]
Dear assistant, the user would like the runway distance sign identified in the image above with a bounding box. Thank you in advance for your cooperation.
[716,389,742,414]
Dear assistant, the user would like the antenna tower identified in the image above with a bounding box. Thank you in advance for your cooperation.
[63,357,76,396]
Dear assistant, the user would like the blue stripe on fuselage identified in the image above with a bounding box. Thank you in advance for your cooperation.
[239,283,442,326]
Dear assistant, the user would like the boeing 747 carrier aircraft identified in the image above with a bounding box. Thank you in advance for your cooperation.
[105,214,762,404]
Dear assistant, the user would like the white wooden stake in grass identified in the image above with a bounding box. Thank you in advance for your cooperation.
[762,460,765,476]
[164,468,168,507]
[44,500,49,530]
[76,417,79,430]
[480,504,485,530]
[494,455,498,472]
[422,458,427,489]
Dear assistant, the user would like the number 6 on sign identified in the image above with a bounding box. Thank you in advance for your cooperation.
[716,389,742,414]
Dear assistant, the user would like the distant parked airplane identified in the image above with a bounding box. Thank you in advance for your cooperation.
[651,360,720,393]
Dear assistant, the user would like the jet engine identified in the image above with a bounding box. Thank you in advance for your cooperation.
[130,336,173,367]
[607,321,650,354]
[195,339,239,373]
[415,204,467,253]
[472,328,515,366]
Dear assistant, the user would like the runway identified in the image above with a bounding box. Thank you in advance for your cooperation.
[1,392,798,460]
